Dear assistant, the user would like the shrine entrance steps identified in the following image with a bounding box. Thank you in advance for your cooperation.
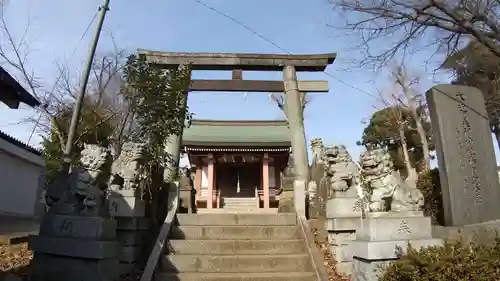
[155,213,318,281]
[197,208,278,214]
[222,197,258,210]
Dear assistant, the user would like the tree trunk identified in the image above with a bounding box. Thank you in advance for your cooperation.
[414,116,430,171]
[404,91,430,171]
[399,124,412,175]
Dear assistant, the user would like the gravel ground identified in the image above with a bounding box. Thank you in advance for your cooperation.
[0,243,32,280]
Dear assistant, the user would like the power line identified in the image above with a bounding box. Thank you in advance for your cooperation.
[27,11,99,145]
[192,0,486,122]
[192,0,379,100]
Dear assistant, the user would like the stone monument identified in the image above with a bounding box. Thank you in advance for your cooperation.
[351,147,442,281]
[427,84,500,226]
[107,142,151,274]
[29,144,120,281]
[322,144,363,274]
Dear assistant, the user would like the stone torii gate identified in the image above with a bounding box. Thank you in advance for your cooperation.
[138,50,336,215]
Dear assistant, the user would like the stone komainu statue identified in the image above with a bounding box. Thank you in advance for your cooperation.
[178,167,193,190]
[109,142,148,191]
[321,144,360,198]
[310,138,325,164]
[359,146,424,212]
[49,144,112,216]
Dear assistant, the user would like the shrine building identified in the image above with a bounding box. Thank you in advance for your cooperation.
[182,119,291,212]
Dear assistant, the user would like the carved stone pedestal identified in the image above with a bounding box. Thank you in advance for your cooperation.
[109,188,150,274]
[108,189,146,217]
[29,214,120,281]
[115,217,152,274]
[351,211,443,281]
[325,188,362,275]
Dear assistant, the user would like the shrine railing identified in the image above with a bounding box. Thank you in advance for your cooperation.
[256,188,281,200]
[197,189,221,208]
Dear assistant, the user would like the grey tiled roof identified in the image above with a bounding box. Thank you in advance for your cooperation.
[0,130,42,156]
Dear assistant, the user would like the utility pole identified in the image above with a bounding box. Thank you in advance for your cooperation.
[62,0,111,170]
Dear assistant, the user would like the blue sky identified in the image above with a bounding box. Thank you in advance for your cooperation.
[1,0,498,164]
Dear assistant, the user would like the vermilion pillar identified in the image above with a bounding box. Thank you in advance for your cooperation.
[263,153,270,209]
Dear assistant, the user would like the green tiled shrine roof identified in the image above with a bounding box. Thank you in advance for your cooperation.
[182,119,291,147]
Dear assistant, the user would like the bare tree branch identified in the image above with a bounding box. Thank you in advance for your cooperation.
[390,63,431,170]
[329,0,500,67]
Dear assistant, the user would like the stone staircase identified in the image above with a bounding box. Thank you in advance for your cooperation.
[155,213,318,281]
[222,197,259,211]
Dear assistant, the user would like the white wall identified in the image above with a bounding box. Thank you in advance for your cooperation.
[0,139,44,217]
[201,165,208,188]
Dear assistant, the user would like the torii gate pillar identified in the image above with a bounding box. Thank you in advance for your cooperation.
[283,65,309,216]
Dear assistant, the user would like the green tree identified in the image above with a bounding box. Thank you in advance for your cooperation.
[122,54,192,218]
[443,39,500,150]
[359,106,433,171]
[41,99,114,184]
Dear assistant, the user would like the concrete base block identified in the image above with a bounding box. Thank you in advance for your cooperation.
[116,217,151,231]
[352,257,394,281]
[351,212,444,280]
[38,214,116,240]
[31,253,119,281]
[119,245,143,263]
[118,262,136,276]
[29,235,120,259]
[325,217,362,232]
[357,212,432,241]
[328,231,356,245]
[351,238,443,260]
[108,196,146,217]
[329,244,353,263]
[117,230,147,246]
[326,197,363,218]
[336,261,353,275]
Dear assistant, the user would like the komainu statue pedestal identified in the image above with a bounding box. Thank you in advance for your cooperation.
[109,187,151,274]
[107,142,151,274]
[351,147,443,281]
[322,144,363,275]
[326,188,362,275]
[351,211,443,281]
[30,214,120,281]
[29,144,120,281]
